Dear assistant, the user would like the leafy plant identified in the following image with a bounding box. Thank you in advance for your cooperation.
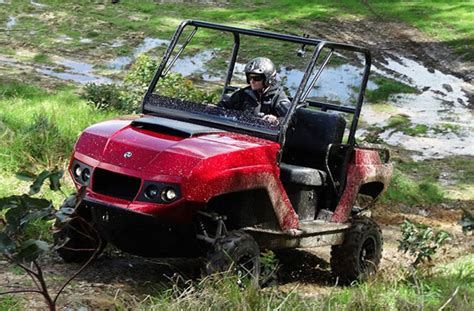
[398,220,450,267]
[259,250,279,286]
[82,83,127,111]
[0,170,100,311]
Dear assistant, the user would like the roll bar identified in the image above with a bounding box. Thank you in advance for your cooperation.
[142,20,371,148]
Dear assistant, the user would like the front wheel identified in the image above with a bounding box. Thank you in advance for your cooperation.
[53,195,106,263]
[330,217,383,284]
[205,230,260,283]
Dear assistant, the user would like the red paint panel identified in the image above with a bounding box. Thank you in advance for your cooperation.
[332,148,393,223]
[71,118,299,230]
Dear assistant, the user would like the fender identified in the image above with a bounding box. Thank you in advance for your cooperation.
[332,148,393,223]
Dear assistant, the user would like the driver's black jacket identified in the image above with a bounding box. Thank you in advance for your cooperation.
[219,83,290,117]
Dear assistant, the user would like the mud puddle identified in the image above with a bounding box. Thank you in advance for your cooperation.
[363,53,474,160]
[0,55,113,84]
[38,59,114,84]
[107,37,170,69]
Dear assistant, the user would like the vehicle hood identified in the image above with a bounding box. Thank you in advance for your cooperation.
[74,116,279,178]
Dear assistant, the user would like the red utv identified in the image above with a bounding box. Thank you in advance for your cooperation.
[56,20,392,284]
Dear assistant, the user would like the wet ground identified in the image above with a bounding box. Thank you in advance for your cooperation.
[2,15,472,160]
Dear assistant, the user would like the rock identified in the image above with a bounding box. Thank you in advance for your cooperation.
[442,83,453,92]
[418,209,429,216]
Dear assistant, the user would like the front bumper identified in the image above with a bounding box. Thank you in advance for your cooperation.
[83,199,203,258]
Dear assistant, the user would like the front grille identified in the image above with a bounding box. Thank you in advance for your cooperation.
[92,168,141,201]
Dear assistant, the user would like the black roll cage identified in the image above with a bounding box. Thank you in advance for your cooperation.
[142,20,371,147]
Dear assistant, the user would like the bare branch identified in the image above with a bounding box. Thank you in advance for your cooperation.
[0,289,43,295]
[53,239,103,305]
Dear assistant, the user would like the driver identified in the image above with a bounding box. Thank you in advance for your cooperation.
[220,57,290,123]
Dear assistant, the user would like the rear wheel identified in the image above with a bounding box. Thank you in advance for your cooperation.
[54,195,106,263]
[205,230,260,283]
[330,217,382,284]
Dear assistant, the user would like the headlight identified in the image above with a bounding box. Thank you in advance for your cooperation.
[82,168,91,182]
[71,160,93,186]
[145,185,160,199]
[161,187,177,202]
[138,182,181,204]
[73,164,82,178]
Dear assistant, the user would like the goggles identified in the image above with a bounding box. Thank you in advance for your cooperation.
[248,74,265,82]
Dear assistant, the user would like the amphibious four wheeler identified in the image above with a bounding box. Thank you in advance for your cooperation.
[56,20,392,283]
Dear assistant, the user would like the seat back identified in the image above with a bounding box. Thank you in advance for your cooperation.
[282,108,346,170]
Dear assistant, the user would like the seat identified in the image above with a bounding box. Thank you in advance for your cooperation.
[280,163,326,186]
[282,107,346,171]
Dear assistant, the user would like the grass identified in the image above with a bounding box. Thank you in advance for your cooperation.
[366,76,418,104]
[326,255,474,310]
[381,168,445,206]
[32,53,52,64]
[109,254,473,310]
[0,295,23,311]
[394,155,474,201]
[0,82,116,174]
[380,154,474,205]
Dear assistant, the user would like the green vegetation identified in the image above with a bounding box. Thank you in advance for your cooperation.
[381,168,445,206]
[364,115,430,141]
[327,254,473,310]
[32,53,52,64]
[83,54,219,113]
[0,295,23,311]
[433,123,462,135]
[366,76,418,104]
[0,83,115,173]
[398,220,450,266]
[114,254,473,310]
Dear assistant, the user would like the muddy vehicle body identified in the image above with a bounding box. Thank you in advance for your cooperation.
[58,20,392,283]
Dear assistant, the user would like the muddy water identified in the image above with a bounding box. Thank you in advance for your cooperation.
[108,38,170,69]
[362,54,474,159]
[38,59,113,84]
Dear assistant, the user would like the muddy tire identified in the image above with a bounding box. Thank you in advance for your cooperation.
[205,230,260,282]
[54,195,105,263]
[330,217,383,284]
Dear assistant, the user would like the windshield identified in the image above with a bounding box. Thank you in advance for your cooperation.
[142,21,370,143]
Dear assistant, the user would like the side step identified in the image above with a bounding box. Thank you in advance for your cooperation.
[244,220,351,250]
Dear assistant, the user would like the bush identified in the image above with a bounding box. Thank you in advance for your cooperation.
[82,83,127,111]
[82,54,219,113]
[398,220,450,267]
